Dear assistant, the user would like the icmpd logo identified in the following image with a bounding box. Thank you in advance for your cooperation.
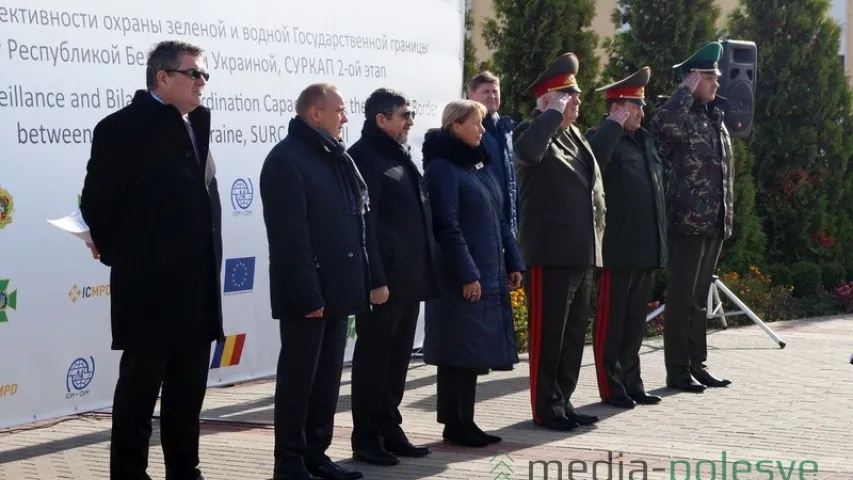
[230,178,254,216]
[66,356,95,399]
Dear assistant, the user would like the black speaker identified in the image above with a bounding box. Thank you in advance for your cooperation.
[718,40,757,138]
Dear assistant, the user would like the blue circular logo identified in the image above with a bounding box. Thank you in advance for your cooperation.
[230,178,254,210]
[66,357,95,392]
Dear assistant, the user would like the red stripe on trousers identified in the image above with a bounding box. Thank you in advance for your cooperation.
[594,269,612,401]
[528,266,543,423]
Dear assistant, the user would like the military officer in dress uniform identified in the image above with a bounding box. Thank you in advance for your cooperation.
[513,52,604,431]
[585,67,667,409]
[651,42,735,392]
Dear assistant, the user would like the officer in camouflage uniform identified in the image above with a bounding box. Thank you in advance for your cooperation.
[650,42,734,392]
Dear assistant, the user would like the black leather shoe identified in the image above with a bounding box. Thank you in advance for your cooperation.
[567,411,600,425]
[605,396,636,409]
[692,370,731,387]
[667,377,707,392]
[535,416,579,431]
[353,445,400,465]
[306,461,362,480]
[467,422,502,444]
[628,392,662,405]
[273,471,321,480]
[442,423,489,447]
[385,441,431,458]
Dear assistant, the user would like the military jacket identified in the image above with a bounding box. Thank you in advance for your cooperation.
[650,85,734,239]
[586,117,668,269]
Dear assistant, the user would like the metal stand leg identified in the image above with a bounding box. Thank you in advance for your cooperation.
[646,275,786,349]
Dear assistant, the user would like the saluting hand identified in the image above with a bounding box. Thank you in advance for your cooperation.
[680,71,702,93]
[544,91,571,113]
[608,106,630,127]
[463,281,482,302]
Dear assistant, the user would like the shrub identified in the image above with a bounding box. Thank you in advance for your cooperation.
[718,266,793,323]
[789,261,822,297]
[510,288,529,353]
[821,262,846,290]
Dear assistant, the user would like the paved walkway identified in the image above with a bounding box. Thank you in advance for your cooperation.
[1,316,852,480]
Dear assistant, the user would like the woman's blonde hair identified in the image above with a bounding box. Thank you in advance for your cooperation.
[441,99,488,130]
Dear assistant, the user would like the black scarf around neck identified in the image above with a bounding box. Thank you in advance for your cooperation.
[289,116,369,216]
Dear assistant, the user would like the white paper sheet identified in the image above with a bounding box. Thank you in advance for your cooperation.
[47,209,92,243]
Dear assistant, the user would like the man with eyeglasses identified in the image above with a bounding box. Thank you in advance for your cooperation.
[347,88,441,466]
[80,40,222,480]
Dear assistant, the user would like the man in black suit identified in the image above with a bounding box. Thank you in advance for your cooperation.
[347,88,441,466]
[80,40,223,480]
[260,83,368,480]
[513,52,606,431]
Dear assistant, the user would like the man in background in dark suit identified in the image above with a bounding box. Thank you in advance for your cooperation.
[348,88,440,466]
[260,83,368,480]
[81,40,223,480]
[513,52,610,432]
[467,71,518,236]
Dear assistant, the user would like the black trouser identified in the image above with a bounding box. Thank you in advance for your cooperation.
[664,233,724,381]
[435,366,478,426]
[350,300,420,450]
[273,314,347,474]
[524,265,593,424]
[110,341,212,480]
[593,267,653,401]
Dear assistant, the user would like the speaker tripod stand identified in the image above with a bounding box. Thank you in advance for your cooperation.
[646,274,786,348]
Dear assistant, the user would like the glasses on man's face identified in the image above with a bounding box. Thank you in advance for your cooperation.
[387,110,416,120]
[166,68,210,81]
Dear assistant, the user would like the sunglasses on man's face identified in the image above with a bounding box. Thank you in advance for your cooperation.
[166,68,210,81]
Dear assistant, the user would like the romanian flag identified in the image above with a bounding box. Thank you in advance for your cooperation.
[210,333,246,369]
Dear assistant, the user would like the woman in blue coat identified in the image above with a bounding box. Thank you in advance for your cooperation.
[421,99,525,447]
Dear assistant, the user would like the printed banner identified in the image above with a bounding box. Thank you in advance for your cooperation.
[0,0,462,429]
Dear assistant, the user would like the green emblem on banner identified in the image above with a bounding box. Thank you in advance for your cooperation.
[0,279,18,323]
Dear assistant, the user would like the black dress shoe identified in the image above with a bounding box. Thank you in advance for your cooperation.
[567,411,600,425]
[605,396,636,409]
[692,370,732,387]
[353,445,400,465]
[385,441,431,458]
[442,423,489,447]
[667,377,707,392]
[628,392,662,405]
[306,461,363,480]
[535,416,579,431]
[273,471,321,480]
[467,422,502,444]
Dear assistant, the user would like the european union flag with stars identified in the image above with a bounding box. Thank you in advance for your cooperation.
[224,257,256,293]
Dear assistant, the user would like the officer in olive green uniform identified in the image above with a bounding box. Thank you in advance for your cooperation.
[651,42,735,392]
[513,52,604,431]
[585,67,667,408]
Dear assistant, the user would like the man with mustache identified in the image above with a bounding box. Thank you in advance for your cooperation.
[347,88,440,466]
[585,66,666,409]
[651,41,735,392]
[512,52,606,431]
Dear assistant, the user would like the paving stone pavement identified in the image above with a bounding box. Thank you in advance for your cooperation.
[2,317,853,480]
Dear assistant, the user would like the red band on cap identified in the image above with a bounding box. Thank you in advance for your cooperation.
[533,74,578,99]
[605,85,645,100]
